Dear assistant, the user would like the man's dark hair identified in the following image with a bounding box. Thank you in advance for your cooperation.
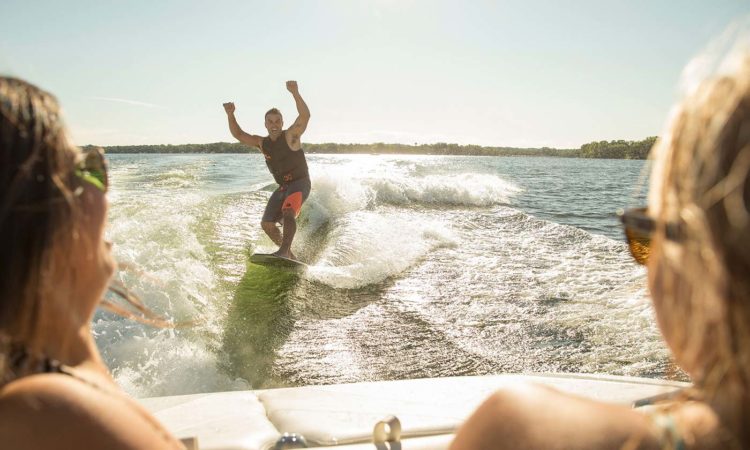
[265,108,282,118]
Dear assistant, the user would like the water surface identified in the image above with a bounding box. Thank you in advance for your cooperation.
[95,154,670,398]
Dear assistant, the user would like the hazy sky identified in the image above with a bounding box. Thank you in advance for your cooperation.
[1,0,748,148]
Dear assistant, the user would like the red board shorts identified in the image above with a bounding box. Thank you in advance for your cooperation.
[262,177,311,223]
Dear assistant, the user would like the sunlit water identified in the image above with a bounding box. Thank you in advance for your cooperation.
[94,153,674,398]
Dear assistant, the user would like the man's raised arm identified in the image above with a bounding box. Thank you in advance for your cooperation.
[223,102,262,148]
[285,81,310,150]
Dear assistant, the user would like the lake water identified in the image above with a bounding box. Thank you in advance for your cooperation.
[95,153,674,398]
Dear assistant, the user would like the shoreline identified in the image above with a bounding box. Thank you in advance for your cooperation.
[91,137,656,160]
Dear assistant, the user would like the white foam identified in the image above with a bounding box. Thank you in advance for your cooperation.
[370,173,521,206]
[308,170,520,215]
[101,330,248,397]
[100,166,240,397]
[307,211,458,289]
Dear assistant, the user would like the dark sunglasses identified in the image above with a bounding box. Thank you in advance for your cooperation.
[75,147,108,193]
[618,207,682,265]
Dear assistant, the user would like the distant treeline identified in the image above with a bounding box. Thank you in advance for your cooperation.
[578,136,657,159]
[97,137,657,159]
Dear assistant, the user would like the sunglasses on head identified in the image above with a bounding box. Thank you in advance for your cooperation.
[75,147,108,193]
[618,207,682,265]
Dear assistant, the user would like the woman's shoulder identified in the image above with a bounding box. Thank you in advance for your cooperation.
[0,372,182,449]
[450,382,663,450]
[450,382,736,450]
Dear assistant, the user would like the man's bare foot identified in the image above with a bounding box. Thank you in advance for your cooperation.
[272,249,296,260]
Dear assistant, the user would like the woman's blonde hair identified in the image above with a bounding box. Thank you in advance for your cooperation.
[648,44,750,438]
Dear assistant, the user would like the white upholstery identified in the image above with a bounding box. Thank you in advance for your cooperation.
[141,391,279,450]
[140,373,688,450]
[310,434,453,450]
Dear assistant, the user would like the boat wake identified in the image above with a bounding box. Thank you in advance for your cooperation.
[293,169,518,288]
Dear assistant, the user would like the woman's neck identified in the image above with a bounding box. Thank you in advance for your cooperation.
[44,326,102,368]
[708,385,750,446]
[26,290,106,372]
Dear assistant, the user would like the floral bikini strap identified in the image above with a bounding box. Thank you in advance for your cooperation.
[1,342,66,385]
[648,410,686,450]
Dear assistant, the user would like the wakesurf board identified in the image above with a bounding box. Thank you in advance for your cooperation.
[249,253,307,270]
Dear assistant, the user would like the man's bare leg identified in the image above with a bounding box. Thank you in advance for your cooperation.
[272,209,297,259]
[261,221,283,246]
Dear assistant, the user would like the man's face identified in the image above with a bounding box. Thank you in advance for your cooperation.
[265,113,283,137]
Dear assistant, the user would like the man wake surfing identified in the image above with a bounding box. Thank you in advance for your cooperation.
[223,80,311,261]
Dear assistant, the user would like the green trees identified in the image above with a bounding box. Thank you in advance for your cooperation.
[100,142,249,154]
[93,137,656,159]
[578,137,656,159]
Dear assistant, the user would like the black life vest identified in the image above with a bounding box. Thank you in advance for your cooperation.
[260,131,309,184]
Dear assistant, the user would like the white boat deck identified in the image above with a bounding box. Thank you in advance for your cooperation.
[140,373,688,450]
